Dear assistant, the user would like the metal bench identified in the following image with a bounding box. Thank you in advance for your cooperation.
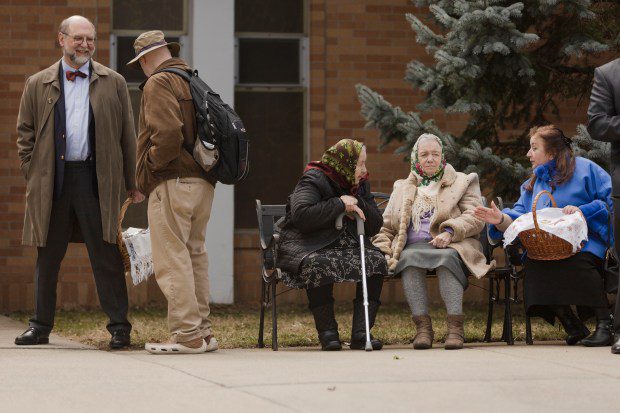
[255,193,519,350]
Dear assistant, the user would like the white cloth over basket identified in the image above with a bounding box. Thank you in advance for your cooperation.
[122,227,154,285]
[503,207,588,253]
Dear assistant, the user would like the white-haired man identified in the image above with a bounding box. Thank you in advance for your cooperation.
[15,15,143,349]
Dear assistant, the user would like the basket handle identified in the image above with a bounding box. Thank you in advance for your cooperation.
[532,190,557,231]
[116,198,133,245]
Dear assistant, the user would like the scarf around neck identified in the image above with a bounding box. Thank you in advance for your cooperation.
[534,159,557,183]
[411,133,446,187]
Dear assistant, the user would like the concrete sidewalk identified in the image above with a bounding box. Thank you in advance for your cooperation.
[1,315,619,413]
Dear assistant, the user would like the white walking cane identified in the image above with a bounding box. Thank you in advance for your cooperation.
[336,211,373,351]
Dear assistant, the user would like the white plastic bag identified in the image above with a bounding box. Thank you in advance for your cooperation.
[122,227,154,285]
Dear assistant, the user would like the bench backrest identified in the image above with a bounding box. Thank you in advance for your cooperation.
[255,195,495,270]
[255,200,286,250]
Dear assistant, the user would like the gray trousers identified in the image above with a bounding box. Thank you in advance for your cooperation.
[29,161,131,334]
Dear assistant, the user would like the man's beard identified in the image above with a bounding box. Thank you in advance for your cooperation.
[65,47,94,66]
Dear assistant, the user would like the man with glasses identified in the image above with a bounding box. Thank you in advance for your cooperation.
[15,15,143,349]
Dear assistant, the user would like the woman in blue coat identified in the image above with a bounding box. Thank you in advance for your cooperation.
[475,125,613,346]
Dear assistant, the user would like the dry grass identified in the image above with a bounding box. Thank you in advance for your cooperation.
[8,303,574,350]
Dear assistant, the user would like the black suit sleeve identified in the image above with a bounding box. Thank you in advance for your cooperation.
[290,174,346,233]
[356,181,383,237]
[587,67,620,142]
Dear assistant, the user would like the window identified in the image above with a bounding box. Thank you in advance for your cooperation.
[234,0,308,228]
[110,0,189,227]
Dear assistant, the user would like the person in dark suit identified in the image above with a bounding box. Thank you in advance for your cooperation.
[15,15,143,349]
[587,57,620,354]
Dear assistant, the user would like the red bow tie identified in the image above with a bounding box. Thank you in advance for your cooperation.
[66,70,87,82]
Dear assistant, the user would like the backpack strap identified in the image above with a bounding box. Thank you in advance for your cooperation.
[153,68,216,93]
[154,67,192,81]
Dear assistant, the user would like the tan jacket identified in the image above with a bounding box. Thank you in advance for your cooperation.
[136,58,214,195]
[16,59,136,247]
[373,164,495,279]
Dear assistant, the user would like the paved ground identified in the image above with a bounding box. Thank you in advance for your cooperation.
[1,315,619,412]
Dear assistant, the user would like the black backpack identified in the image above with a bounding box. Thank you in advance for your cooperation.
[155,67,250,185]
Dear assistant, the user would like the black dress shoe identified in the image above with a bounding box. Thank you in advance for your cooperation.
[15,327,49,345]
[612,337,620,354]
[109,330,131,349]
[581,319,614,347]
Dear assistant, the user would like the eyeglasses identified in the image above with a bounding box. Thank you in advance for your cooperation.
[61,32,96,46]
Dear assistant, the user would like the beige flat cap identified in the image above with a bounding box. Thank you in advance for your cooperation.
[126,30,180,70]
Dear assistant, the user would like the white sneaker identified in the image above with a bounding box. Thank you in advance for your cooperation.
[145,339,207,354]
[205,336,218,352]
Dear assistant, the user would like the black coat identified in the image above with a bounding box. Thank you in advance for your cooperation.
[588,58,620,194]
[276,168,383,274]
[587,58,620,333]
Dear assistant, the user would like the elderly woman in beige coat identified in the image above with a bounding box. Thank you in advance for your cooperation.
[374,134,493,350]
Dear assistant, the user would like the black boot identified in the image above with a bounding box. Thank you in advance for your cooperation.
[553,306,590,345]
[310,303,342,351]
[350,299,383,350]
[581,319,614,347]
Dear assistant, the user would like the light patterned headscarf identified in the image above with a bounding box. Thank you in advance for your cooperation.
[411,133,446,187]
[409,134,446,231]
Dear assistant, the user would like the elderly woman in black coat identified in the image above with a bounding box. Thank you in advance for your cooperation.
[277,139,388,351]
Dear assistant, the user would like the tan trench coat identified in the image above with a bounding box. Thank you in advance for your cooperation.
[16,59,136,247]
[373,164,495,279]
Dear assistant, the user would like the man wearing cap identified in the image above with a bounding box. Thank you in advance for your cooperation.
[15,15,143,349]
[128,30,218,354]
[587,57,620,354]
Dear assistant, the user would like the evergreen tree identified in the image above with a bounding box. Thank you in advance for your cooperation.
[357,0,619,199]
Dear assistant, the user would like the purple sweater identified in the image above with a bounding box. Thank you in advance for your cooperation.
[406,210,453,245]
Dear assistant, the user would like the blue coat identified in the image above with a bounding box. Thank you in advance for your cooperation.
[490,157,613,259]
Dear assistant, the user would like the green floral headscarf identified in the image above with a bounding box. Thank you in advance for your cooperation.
[305,138,366,193]
[411,134,446,186]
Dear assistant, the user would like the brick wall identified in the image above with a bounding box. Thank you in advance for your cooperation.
[232,0,595,306]
[0,0,166,312]
[0,0,599,312]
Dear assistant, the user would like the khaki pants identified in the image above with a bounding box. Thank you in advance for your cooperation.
[148,177,214,342]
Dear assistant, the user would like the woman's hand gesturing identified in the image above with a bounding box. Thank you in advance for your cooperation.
[473,201,503,225]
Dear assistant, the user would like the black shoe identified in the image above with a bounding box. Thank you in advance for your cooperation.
[310,303,342,351]
[350,299,383,350]
[350,332,383,350]
[318,330,342,351]
[581,319,614,347]
[553,306,590,345]
[109,330,131,349]
[15,327,49,345]
[612,336,620,354]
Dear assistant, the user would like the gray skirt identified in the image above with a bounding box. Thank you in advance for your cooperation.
[393,241,468,289]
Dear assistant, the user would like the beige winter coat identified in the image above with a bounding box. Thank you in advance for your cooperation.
[373,164,495,279]
[16,59,136,247]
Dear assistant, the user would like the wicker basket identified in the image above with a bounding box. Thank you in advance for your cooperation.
[116,198,133,274]
[518,190,574,261]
